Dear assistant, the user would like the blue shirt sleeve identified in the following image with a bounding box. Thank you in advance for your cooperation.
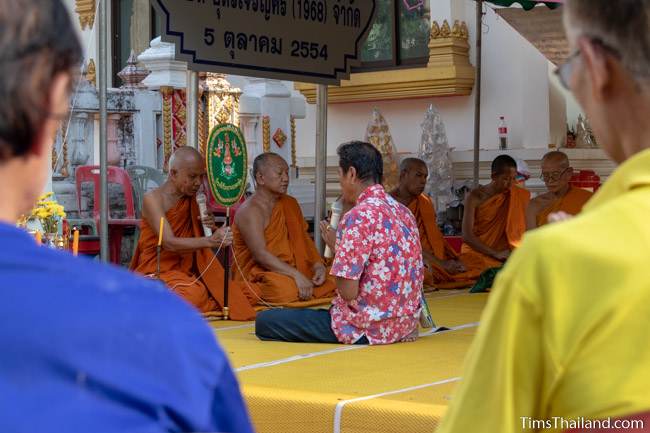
[210,362,255,433]
[0,225,256,433]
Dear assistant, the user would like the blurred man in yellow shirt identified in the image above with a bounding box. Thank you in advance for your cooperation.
[437,1,650,432]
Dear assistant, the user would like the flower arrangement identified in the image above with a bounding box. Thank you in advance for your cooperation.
[18,192,66,234]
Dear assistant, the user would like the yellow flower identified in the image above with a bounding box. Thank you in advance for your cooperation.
[26,194,66,226]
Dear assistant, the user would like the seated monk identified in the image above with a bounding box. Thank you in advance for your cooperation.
[526,151,593,230]
[390,158,481,289]
[462,155,531,272]
[232,153,336,304]
[130,147,257,321]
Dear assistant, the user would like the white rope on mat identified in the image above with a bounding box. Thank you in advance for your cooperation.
[430,291,472,300]
[236,344,364,372]
[420,321,479,337]
[235,321,480,372]
[330,323,478,432]
[332,376,462,433]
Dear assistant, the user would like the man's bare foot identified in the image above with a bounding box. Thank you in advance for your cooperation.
[400,328,419,343]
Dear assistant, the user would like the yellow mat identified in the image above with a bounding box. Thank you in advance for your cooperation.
[211,291,488,433]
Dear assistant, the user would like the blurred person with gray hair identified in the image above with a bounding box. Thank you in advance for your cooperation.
[437,2,650,432]
[0,1,253,432]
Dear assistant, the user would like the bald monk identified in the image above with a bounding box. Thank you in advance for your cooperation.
[390,158,481,289]
[233,153,336,304]
[526,151,593,230]
[130,147,257,320]
[462,155,531,271]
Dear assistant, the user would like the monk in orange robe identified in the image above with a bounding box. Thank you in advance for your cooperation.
[462,155,531,272]
[232,153,336,305]
[390,158,481,289]
[526,151,593,229]
[130,147,257,321]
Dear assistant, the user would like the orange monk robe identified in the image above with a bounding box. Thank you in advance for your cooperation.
[408,194,482,290]
[537,186,593,227]
[232,195,337,305]
[130,196,258,321]
[461,186,531,272]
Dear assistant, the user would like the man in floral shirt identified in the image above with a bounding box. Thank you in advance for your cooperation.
[256,141,423,345]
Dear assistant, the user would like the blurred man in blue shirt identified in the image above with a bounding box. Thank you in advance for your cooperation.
[0,1,254,432]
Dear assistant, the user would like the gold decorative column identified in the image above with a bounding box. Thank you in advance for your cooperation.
[85,59,96,87]
[204,74,242,125]
[161,86,173,172]
[60,121,69,178]
[75,0,96,30]
[262,116,271,153]
[51,141,58,172]
[290,116,297,168]
[198,98,208,155]
[172,90,187,148]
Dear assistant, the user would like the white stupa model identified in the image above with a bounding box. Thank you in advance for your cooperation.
[418,104,454,213]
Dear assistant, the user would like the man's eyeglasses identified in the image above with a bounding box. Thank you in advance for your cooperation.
[554,50,581,90]
[540,168,570,182]
[553,38,622,91]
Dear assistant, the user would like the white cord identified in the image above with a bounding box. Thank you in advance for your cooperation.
[166,229,275,309]
[230,243,277,309]
[169,233,226,290]
[157,227,303,310]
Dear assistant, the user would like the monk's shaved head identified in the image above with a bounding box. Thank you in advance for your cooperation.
[169,146,204,171]
[541,150,573,194]
[400,158,427,175]
[489,155,518,192]
[253,152,287,179]
[252,152,289,194]
[542,151,570,169]
[168,146,206,197]
[491,155,517,175]
[397,157,428,197]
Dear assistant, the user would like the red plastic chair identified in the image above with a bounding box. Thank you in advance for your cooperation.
[75,165,140,264]
[569,169,601,192]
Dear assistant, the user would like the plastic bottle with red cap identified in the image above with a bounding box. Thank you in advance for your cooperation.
[498,116,508,150]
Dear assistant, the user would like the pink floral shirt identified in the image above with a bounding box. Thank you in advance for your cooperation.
[330,184,423,345]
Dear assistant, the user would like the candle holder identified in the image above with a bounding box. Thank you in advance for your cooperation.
[54,234,65,250]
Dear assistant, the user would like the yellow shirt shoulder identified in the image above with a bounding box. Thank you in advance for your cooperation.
[437,185,650,433]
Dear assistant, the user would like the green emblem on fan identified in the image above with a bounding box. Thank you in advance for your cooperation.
[206,123,248,207]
